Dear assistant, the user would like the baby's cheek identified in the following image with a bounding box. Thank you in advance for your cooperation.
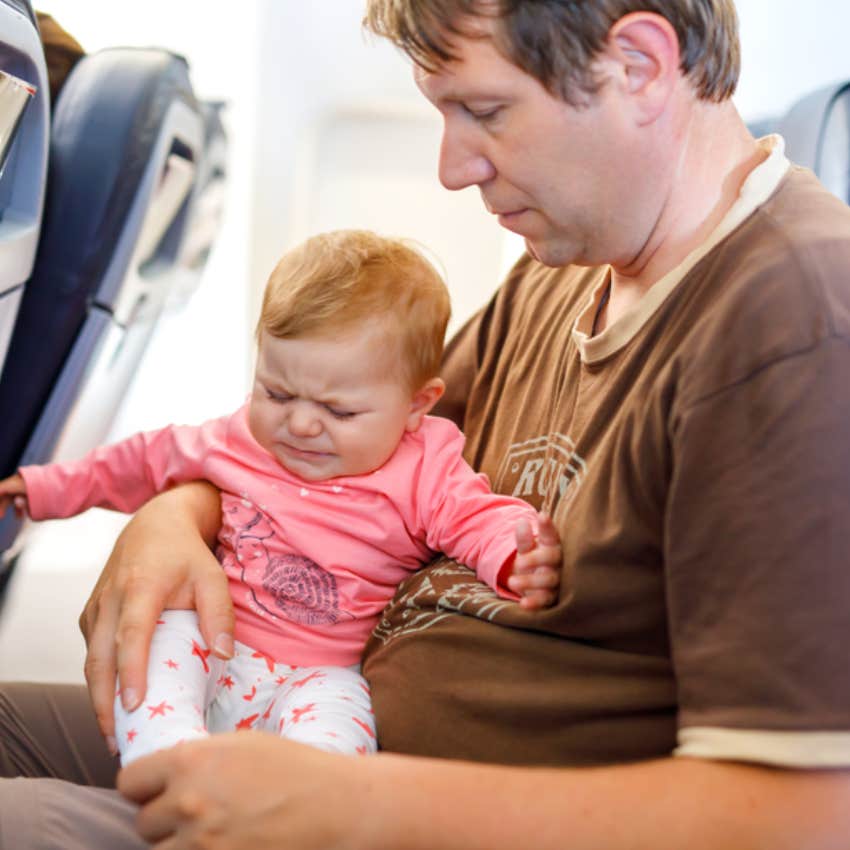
[247,404,271,448]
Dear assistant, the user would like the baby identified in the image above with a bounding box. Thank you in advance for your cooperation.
[0,229,561,764]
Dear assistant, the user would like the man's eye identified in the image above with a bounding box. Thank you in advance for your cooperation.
[465,105,501,123]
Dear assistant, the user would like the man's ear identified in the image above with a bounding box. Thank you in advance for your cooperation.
[405,377,446,432]
[603,12,681,124]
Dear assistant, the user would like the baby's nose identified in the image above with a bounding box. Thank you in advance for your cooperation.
[287,402,322,437]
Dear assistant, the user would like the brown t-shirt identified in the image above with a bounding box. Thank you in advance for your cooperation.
[363,155,850,769]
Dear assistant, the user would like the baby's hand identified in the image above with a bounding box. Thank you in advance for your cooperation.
[0,473,28,518]
[508,512,561,610]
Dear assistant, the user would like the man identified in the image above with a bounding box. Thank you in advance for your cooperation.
[2,1,850,848]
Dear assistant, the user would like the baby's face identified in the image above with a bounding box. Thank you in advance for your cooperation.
[248,327,421,480]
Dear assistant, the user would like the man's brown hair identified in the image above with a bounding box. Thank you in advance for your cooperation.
[258,229,451,390]
[364,0,740,105]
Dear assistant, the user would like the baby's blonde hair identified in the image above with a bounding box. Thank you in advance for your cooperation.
[257,229,451,389]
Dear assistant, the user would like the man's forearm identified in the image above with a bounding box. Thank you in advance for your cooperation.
[171,480,222,547]
[364,754,850,850]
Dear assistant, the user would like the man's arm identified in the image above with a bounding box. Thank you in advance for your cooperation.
[118,732,850,849]
[79,481,232,751]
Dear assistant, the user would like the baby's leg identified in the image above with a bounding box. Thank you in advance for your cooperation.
[205,642,282,735]
[262,665,377,755]
[113,610,223,765]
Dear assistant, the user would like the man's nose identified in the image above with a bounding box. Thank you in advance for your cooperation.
[438,121,496,191]
[286,402,322,437]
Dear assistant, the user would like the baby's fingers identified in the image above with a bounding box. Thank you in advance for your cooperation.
[536,512,560,546]
[13,495,28,519]
[518,589,558,610]
[514,543,562,573]
[508,564,560,594]
[514,518,535,557]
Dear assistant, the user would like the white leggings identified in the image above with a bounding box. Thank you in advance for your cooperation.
[113,611,376,765]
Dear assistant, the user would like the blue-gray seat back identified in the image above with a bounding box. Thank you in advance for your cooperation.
[0,0,48,373]
[0,46,204,554]
[778,81,850,203]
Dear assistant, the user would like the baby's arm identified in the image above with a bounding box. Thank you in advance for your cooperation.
[507,512,561,610]
[0,472,28,518]
[11,413,234,521]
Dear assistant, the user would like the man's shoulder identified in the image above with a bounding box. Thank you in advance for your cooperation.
[671,168,850,407]
[762,165,850,230]
[736,166,850,271]
[701,166,850,324]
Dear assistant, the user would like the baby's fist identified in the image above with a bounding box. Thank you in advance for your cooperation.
[509,512,562,610]
[0,473,28,518]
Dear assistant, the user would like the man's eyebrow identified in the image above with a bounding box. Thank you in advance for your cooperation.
[425,76,506,104]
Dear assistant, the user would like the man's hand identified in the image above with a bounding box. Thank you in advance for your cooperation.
[0,472,28,518]
[509,512,561,609]
[118,732,377,850]
[79,481,232,752]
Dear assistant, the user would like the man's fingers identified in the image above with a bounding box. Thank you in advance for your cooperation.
[83,594,121,743]
[119,774,173,836]
[117,747,172,805]
[119,745,200,844]
[114,581,171,712]
[194,568,235,660]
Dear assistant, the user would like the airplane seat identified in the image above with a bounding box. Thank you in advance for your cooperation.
[0,43,208,561]
[168,99,228,308]
[776,80,850,203]
[0,0,48,378]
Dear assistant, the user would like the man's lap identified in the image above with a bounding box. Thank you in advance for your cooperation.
[0,681,117,785]
[0,682,141,850]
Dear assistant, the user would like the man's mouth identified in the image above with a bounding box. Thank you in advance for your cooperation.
[495,208,530,232]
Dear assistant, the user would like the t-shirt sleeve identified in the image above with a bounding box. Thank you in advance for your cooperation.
[414,419,538,595]
[433,308,487,430]
[21,413,233,519]
[667,336,850,767]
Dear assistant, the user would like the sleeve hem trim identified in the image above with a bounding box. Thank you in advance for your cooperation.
[675,726,850,768]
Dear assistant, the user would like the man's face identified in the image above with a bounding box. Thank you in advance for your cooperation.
[248,327,419,481]
[414,21,649,268]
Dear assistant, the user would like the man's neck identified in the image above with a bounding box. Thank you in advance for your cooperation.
[598,102,766,332]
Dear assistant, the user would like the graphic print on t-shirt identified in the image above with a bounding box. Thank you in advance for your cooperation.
[495,432,586,516]
[217,497,348,626]
[263,553,345,625]
[370,559,514,647]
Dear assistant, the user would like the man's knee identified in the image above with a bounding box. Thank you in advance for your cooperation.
[0,777,144,850]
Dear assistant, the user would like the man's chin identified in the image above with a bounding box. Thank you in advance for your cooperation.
[524,233,591,268]
[525,239,569,268]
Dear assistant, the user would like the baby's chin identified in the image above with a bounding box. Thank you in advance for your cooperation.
[273,450,337,481]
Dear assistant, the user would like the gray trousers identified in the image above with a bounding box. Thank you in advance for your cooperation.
[0,682,146,850]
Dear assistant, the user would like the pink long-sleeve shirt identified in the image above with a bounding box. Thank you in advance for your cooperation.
[22,406,536,665]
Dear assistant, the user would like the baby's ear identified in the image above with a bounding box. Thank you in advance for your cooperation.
[405,377,446,432]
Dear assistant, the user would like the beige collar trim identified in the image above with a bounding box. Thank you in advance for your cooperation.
[573,135,790,364]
